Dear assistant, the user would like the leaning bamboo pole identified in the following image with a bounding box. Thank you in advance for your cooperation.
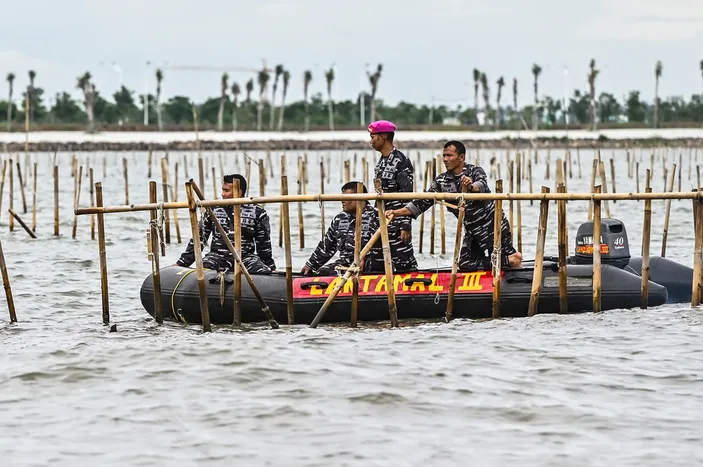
[374,179,399,328]
[661,163,677,257]
[161,158,172,244]
[0,237,17,323]
[148,181,163,324]
[527,186,550,317]
[592,185,602,313]
[184,181,211,332]
[492,180,503,319]
[351,181,364,328]
[95,183,110,324]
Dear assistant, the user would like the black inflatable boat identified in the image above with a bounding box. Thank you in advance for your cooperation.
[140,218,690,325]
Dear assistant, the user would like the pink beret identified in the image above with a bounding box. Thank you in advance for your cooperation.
[367,120,397,134]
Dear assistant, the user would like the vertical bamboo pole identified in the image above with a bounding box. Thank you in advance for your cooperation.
[640,172,652,309]
[15,162,27,214]
[598,160,611,218]
[636,162,641,193]
[197,157,205,199]
[53,165,59,236]
[446,186,468,322]
[418,160,429,253]
[430,161,437,254]
[149,181,163,324]
[210,166,217,199]
[31,162,37,232]
[72,166,83,239]
[678,153,683,192]
[516,154,522,253]
[609,158,617,203]
[592,186,602,313]
[233,179,242,326]
[508,160,514,229]
[160,158,172,244]
[95,182,109,324]
[527,186,550,317]
[438,155,446,254]
[147,149,153,178]
[0,160,6,221]
[588,159,597,220]
[344,160,350,183]
[122,157,129,205]
[319,160,326,241]
[692,191,703,307]
[351,182,363,328]
[9,159,14,231]
[89,168,95,240]
[281,176,295,324]
[374,179,399,328]
[577,148,582,179]
[661,164,677,257]
[184,181,211,332]
[492,180,503,319]
[279,154,286,248]
[297,157,305,249]
[258,159,265,196]
[557,183,568,313]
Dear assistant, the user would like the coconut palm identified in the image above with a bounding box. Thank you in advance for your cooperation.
[155,68,163,131]
[480,72,489,127]
[367,63,383,122]
[76,72,95,133]
[217,72,229,131]
[532,63,542,130]
[231,83,240,131]
[245,79,253,103]
[277,70,290,131]
[473,68,481,121]
[495,76,505,130]
[512,78,519,129]
[588,58,600,131]
[6,73,14,131]
[654,60,663,128]
[270,64,283,130]
[303,70,312,132]
[256,69,270,131]
[325,67,335,131]
[27,70,36,123]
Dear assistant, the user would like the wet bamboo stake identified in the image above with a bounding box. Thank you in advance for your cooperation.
[636,162,641,193]
[197,157,205,199]
[297,157,305,250]
[418,160,429,253]
[233,178,243,326]
[95,183,110,324]
[0,160,6,221]
[344,160,350,183]
[148,181,163,324]
[72,166,83,239]
[567,150,573,179]
[609,158,616,203]
[678,153,683,192]
[374,179,399,328]
[147,149,153,178]
[516,155,522,253]
[693,191,703,307]
[209,166,216,199]
[599,160,611,218]
[698,165,701,190]
[218,153,224,183]
[0,237,17,323]
[528,157,534,207]
[319,160,326,241]
[577,149,583,179]
[351,181,363,328]
[258,159,265,196]
[183,154,189,179]
[508,160,514,229]
[8,210,36,238]
[279,154,286,248]
[661,164,677,257]
[557,183,568,314]
[438,156,446,254]
[53,165,59,236]
[89,168,95,240]
[527,186,550,317]
[184,181,211,332]
[281,176,295,324]
[30,162,36,231]
[492,180,503,319]
[430,161,436,254]
[102,154,106,178]
[9,159,14,231]
[446,185,468,322]
[562,159,568,194]
[640,173,652,309]
[589,159,598,218]
[160,158,172,244]
[592,185,602,313]
[15,162,27,214]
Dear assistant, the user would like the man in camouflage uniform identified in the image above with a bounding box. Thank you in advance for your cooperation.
[301,182,383,275]
[369,120,418,272]
[386,140,522,270]
[176,174,276,274]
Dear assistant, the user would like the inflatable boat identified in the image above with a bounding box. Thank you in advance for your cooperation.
[139,218,691,325]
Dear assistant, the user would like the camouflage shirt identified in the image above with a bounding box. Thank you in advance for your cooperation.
[374,147,414,231]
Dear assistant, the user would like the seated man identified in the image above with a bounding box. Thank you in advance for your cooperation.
[176,174,276,274]
[385,140,522,271]
[301,181,382,275]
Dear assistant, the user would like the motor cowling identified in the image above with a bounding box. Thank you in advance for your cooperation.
[572,218,631,268]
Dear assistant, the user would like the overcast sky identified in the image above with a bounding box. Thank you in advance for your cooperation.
[1,0,702,108]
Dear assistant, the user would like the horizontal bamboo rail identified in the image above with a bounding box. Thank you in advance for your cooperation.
[74,190,703,216]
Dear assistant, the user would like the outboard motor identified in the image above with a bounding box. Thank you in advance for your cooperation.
[572,218,631,269]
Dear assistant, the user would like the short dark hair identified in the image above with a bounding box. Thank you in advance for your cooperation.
[381,132,395,142]
[444,140,466,156]
[224,174,247,195]
[341,181,368,193]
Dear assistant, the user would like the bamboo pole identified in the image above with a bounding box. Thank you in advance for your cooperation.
[374,179,399,327]
[430,160,436,254]
[527,186,550,317]
[693,191,703,307]
[592,185,602,313]
[149,181,163,324]
[0,160,6,222]
[9,159,14,231]
[319,160,326,241]
[344,160,350,183]
[171,163,182,243]
[297,157,305,250]
[147,149,153,178]
[184,181,211,332]
[279,154,286,248]
[588,159,597,219]
[53,165,59,236]
[281,176,295,324]
[492,180,503,319]
[438,155,446,254]
[640,173,652,309]
[211,166,218,199]
[95,183,110,324]
[351,182,363,328]
[577,148,582,179]
[557,183,568,314]
[599,160,611,218]
[0,237,17,323]
[233,179,242,326]
[198,157,205,199]
[636,162,641,193]
[15,162,27,214]
[419,160,429,253]
[8,210,36,239]
[72,166,83,239]
[446,185,468,322]
[516,154,522,253]
[679,153,683,192]
[160,158,172,244]
[609,158,617,203]
[661,163,677,257]
[258,159,265,196]
[122,157,129,205]
[31,162,37,232]
[508,159,514,229]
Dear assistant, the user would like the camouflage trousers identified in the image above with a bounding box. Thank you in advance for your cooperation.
[458,210,517,271]
[202,254,273,275]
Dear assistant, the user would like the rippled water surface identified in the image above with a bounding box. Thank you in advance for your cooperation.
[1,147,703,466]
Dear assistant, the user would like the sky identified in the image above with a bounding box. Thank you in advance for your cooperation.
[1,0,702,109]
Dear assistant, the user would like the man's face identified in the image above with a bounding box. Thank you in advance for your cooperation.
[442,145,465,172]
[221,182,234,199]
[369,133,384,151]
[341,189,359,213]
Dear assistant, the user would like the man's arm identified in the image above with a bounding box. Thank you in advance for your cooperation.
[176,212,213,267]
[470,165,489,192]
[391,178,441,219]
[254,208,276,271]
[304,216,340,272]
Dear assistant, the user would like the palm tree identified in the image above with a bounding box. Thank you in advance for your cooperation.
[256,69,270,131]
[495,76,505,130]
[6,73,14,131]
[588,58,600,131]
[155,68,163,131]
[245,79,254,103]
[654,60,663,128]
[325,67,335,131]
[217,72,229,131]
[512,78,519,129]
[77,72,95,133]
[27,70,36,124]
[532,64,542,130]
[277,70,290,131]
[367,63,383,122]
[473,68,481,122]
[480,72,490,127]
[231,83,240,131]
[270,64,284,130]
[303,70,312,132]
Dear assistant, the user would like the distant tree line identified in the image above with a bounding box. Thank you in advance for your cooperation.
[2,59,702,132]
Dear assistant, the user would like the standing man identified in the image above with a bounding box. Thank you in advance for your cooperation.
[385,140,522,270]
[368,120,418,272]
[175,174,276,274]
